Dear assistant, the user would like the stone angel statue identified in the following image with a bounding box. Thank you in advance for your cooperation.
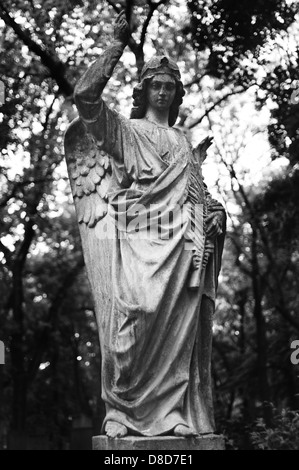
[64,12,226,439]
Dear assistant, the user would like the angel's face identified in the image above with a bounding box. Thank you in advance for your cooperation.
[146,74,176,112]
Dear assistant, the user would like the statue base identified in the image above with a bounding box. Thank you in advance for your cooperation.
[93,434,225,451]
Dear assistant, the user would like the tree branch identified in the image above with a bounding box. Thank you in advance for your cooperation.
[188,87,248,129]
[140,4,154,48]
[106,0,121,14]
[0,183,18,209]
[140,0,168,47]
[0,239,13,267]
[209,115,299,332]
[125,0,134,22]
[0,4,73,96]
[184,72,208,88]
[0,176,68,209]
[14,220,35,272]
[43,94,57,129]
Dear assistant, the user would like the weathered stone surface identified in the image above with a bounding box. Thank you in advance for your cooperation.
[93,434,225,451]
[65,12,227,440]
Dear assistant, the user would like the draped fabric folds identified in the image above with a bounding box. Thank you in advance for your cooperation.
[72,47,226,436]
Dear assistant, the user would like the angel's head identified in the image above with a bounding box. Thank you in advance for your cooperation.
[130,56,185,127]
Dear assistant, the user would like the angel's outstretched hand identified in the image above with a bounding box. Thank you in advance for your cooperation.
[114,11,130,45]
[205,211,224,238]
[194,136,213,163]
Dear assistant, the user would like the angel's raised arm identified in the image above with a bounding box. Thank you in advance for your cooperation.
[74,12,130,161]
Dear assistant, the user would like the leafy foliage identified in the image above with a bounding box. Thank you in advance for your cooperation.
[251,407,299,450]
[185,0,298,81]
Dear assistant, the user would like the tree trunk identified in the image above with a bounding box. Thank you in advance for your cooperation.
[251,227,272,425]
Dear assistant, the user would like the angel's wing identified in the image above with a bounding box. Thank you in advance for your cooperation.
[64,117,111,229]
[64,117,113,332]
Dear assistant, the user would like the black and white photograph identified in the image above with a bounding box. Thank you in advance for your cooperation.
[0,0,299,452]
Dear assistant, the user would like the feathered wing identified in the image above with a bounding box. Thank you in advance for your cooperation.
[64,117,113,332]
[64,117,111,228]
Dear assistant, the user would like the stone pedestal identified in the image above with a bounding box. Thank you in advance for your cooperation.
[93,434,225,451]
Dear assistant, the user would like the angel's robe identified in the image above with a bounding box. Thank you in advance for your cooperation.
[73,43,226,436]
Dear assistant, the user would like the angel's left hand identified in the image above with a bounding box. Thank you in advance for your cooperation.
[194,136,213,163]
[205,211,224,238]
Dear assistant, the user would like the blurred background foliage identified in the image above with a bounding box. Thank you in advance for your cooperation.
[0,0,299,449]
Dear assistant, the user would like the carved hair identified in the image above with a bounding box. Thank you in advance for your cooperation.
[130,76,185,127]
